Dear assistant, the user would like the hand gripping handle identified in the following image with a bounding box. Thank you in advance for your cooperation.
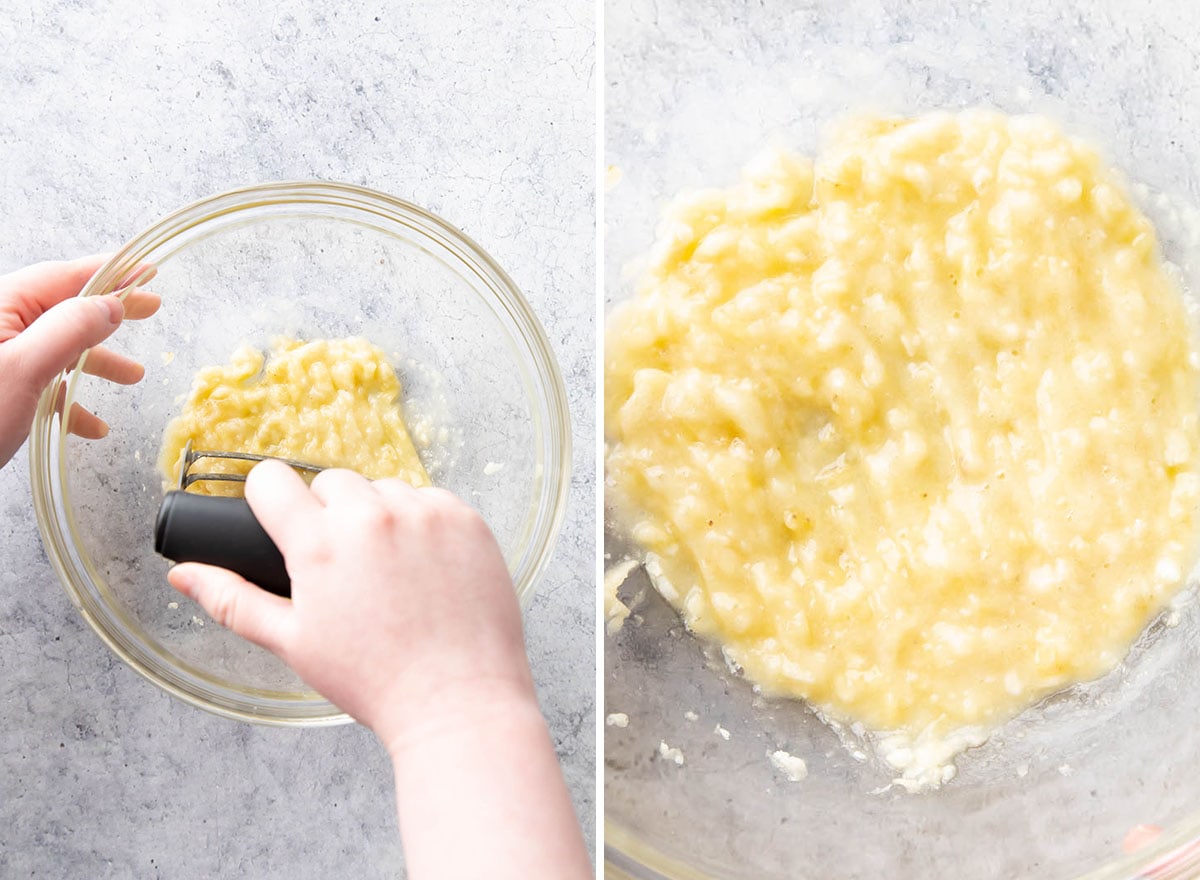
[154,491,291,597]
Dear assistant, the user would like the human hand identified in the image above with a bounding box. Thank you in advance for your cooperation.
[168,464,591,878]
[167,461,533,749]
[0,256,161,468]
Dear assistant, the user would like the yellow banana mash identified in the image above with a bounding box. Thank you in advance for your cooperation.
[605,111,1200,788]
[159,337,429,495]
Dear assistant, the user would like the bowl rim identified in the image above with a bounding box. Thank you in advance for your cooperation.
[603,809,1200,880]
[29,179,572,726]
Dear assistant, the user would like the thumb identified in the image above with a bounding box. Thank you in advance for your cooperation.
[6,295,124,391]
[168,562,295,657]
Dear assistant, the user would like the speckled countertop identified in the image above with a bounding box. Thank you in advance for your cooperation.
[0,2,594,877]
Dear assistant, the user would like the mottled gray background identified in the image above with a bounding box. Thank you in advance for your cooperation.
[0,2,595,877]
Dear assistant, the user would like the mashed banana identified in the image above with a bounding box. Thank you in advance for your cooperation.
[159,337,429,495]
[605,111,1200,788]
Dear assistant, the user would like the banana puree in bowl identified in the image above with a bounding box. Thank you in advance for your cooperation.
[606,110,1200,791]
[158,337,431,493]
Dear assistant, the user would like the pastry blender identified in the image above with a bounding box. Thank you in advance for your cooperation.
[153,440,324,597]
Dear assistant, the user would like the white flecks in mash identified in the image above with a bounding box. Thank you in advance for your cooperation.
[603,558,639,635]
[769,749,808,782]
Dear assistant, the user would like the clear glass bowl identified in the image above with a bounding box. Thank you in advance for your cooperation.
[605,0,1200,877]
[30,182,571,725]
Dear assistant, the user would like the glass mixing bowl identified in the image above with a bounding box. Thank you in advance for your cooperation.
[30,182,570,725]
[605,0,1200,877]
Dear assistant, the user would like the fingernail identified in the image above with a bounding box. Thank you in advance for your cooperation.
[95,296,123,324]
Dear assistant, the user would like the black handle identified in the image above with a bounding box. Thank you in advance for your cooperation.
[154,491,291,597]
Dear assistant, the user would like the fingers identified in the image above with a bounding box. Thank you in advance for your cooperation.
[58,288,157,383]
[373,477,420,506]
[0,255,112,312]
[119,288,162,320]
[0,257,160,327]
[2,295,123,391]
[116,263,156,290]
[79,345,144,385]
[414,485,467,507]
[44,346,137,442]
[0,255,157,312]
[65,403,108,440]
[1123,824,1163,854]
[168,562,294,656]
[49,384,109,440]
[310,467,379,506]
[82,346,144,384]
[243,459,325,553]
